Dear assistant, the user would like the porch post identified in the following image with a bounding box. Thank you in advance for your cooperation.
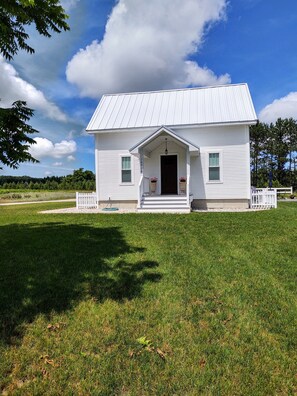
[138,149,144,208]
[186,147,190,207]
[140,148,144,174]
[95,136,100,205]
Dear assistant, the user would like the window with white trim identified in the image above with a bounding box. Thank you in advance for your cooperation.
[121,156,132,183]
[208,153,220,181]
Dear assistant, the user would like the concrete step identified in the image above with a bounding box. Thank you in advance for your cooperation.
[139,194,190,213]
[142,195,187,201]
[142,199,187,204]
[141,203,189,208]
[137,207,191,213]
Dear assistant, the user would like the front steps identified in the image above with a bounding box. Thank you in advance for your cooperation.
[137,195,191,213]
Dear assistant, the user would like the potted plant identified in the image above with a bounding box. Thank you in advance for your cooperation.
[150,177,158,193]
[179,176,186,194]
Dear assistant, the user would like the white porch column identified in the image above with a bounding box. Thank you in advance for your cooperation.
[139,148,144,174]
[138,149,144,208]
[186,147,190,206]
[95,136,100,204]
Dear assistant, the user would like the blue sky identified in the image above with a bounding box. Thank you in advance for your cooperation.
[1,0,297,177]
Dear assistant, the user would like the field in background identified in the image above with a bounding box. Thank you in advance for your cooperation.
[0,202,296,395]
[0,190,76,203]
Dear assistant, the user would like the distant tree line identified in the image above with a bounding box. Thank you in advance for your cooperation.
[0,168,95,191]
[250,118,297,190]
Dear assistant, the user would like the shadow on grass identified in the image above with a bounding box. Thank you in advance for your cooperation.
[0,222,161,344]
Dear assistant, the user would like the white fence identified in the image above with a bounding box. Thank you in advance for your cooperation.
[76,192,97,209]
[274,187,293,195]
[250,189,277,209]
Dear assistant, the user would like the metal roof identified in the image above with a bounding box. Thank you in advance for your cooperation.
[86,83,257,132]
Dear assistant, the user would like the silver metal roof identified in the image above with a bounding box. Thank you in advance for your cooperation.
[87,83,257,132]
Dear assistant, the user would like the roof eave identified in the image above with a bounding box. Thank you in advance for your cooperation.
[86,119,259,134]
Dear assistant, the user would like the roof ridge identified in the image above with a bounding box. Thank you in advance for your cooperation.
[101,83,247,98]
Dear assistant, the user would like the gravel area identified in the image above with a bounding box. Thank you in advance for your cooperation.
[40,207,137,214]
[40,207,266,214]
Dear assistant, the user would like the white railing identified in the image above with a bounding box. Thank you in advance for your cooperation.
[186,176,190,206]
[250,189,277,209]
[138,174,143,208]
[144,176,150,195]
[274,187,293,195]
[138,176,151,207]
[76,192,97,209]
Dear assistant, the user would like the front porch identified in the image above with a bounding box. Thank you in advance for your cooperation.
[130,126,199,213]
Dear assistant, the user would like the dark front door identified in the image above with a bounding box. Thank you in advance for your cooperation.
[161,155,178,194]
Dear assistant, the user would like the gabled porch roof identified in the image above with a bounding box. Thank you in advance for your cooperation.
[129,126,200,157]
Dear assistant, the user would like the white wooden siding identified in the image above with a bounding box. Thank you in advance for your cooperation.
[184,125,250,199]
[97,149,140,201]
[95,125,250,201]
[95,133,144,201]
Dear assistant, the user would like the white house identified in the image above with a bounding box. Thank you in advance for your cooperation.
[86,83,258,212]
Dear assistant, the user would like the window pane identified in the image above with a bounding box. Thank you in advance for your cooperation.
[209,153,219,167]
[122,157,131,170]
[209,167,220,181]
[122,170,131,183]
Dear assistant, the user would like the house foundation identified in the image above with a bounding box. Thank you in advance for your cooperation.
[192,199,249,210]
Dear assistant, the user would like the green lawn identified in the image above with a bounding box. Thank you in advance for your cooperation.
[0,203,296,395]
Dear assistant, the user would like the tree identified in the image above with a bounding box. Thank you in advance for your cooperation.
[270,118,290,185]
[0,0,69,169]
[250,122,269,186]
[0,0,69,61]
[0,101,39,169]
[250,118,297,189]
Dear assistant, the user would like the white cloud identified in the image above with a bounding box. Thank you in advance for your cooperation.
[29,137,77,160]
[61,0,80,11]
[183,61,230,86]
[66,0,230,97]
[45,171,53,176]
[259,92,297,123]
[53,162,63,166]
[67,155,76,161]
[0,58,67,121]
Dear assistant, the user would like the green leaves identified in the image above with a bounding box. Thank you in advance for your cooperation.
[0,1,70,169]
[19,0,35,6]
[133,336,167,360]
[0,0,69,60]
[0,101,39,169]
[250,118,297,189]
[137,336,153,348]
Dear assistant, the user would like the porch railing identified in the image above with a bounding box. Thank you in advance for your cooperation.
[250,188,277,209]
[138,176,150,207]
[76,192,97,209]
[144,177,150,194]
[138,174,143,208]
[186,175,190,206]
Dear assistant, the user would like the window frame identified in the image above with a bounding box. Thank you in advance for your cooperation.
[119,154,134,185]
[206,150,223,183]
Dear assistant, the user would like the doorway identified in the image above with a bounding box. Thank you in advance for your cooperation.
[161,155,178,194]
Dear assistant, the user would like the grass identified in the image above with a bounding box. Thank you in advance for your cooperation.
[0,190,75,203]
[0,202,296,395]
